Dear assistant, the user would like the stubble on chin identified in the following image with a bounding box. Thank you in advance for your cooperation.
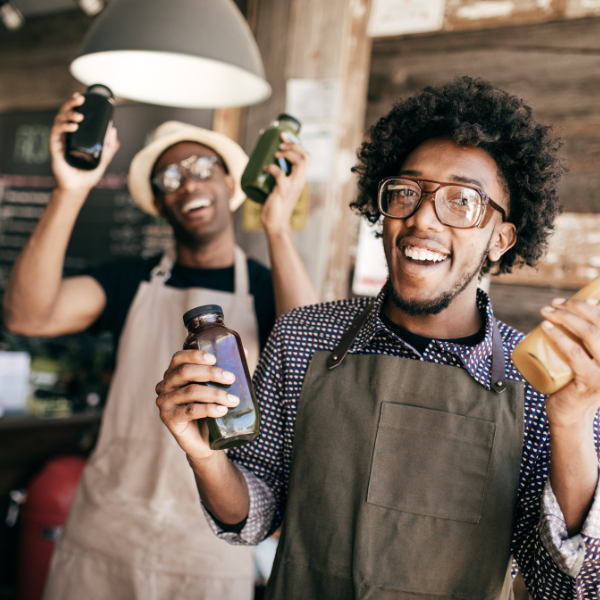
[385,244,490,317]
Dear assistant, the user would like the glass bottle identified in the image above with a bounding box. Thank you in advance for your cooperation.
[182,304,260,450]
[241,113,302,204]
[512,278,600,394]
[65,84,116,171]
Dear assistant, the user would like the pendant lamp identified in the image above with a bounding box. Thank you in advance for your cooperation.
[70,0,271,108]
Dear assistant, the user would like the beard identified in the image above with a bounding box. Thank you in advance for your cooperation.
[385,238,491,317]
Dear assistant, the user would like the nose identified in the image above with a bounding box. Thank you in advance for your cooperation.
[180,173,203,193]
[404,193,445,232]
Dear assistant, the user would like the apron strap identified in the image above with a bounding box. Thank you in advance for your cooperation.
[233,245,250,296]
[149,248,176,285]
[490,319,507,393]
[327,302,507,394]
[327,302,375,369]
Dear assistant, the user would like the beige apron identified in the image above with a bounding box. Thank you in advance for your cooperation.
[44,246,257,600]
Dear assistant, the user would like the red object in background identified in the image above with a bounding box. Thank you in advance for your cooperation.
[17,456,86,600]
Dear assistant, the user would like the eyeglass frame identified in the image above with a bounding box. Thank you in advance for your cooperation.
[377,175,507,229]
[152,155,221,194]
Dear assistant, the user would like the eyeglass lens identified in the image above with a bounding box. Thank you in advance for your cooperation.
[380,179,483,228]
[155,156,217,193]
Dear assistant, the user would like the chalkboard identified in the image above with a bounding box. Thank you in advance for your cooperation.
[0,104,212,404]
[0,104,213,294]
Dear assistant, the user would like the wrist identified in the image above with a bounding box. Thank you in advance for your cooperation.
[547,410,596,435]
[186,449,221,474]
[264,224,292,239]
[52,186,90,206]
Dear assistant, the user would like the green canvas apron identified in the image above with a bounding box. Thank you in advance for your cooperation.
[266,303,524,600]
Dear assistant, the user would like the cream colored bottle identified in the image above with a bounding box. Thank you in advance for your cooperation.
[512,278,600,395]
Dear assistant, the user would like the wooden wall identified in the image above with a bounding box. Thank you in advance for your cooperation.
[368,16,600,215]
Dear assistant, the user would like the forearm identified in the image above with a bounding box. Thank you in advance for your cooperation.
[266,230,319,317]
[3,188,86,332]
[189,451,250,525]
[550,414,599,536]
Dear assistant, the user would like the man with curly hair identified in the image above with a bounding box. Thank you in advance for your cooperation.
[156,78,600,599]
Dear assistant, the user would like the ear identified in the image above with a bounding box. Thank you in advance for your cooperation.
[223,173,235,198]
[488,221,517,263]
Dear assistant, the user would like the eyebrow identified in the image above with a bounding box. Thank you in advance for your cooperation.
[399,169,485,189]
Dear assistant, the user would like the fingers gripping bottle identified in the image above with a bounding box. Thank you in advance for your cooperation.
[241,113,301,204]
[512,278,600,395]
[182,304,260,450]
[65,84,115,170]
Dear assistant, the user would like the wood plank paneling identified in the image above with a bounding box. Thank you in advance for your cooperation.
[368,17,600,215]
[235,0,372,301]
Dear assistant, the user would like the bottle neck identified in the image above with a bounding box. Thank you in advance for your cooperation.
[186,313,224,332]
[275,119,300,135]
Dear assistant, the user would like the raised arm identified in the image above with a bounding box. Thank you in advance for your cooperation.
[3,93,120,337]
[261,133,319,317]
[539,297,600,533]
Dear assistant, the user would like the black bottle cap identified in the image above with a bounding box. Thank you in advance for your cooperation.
[86,84,114,98]
[277,113,301,128]
[183,304,223,326]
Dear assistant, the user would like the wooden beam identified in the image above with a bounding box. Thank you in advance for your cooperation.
[236,0,372,301]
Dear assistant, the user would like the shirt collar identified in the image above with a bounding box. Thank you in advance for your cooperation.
[352,287,497,388]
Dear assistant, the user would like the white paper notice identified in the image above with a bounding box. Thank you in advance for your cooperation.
[0,351,30,415]
[285,79,338,183]
[352,219,388,297]
[368,0,446,37]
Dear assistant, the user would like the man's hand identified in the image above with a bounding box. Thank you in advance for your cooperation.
[260,132,310,235]
[541,298,600,426]
[50,93,120,195]
[156,350,240,462]
[540,297,600,534]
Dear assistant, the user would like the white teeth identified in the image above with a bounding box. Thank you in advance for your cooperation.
[182,198,211,213]
[403,246,448,263]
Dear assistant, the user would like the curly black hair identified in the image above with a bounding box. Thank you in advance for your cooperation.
[351,76,565,274]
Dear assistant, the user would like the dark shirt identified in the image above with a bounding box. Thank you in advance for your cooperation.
[379,313,486,354]
[84,255,276,352]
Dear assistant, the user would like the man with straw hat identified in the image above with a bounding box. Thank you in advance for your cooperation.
[4,92,318,600]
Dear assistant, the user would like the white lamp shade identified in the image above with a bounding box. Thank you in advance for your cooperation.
[70,0,272,108]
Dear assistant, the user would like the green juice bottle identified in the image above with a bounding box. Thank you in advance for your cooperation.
[241,113,302,204]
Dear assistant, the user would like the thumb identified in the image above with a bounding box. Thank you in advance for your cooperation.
[99,127,120,167]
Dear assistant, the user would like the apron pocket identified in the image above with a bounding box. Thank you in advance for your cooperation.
[367,403,496,523]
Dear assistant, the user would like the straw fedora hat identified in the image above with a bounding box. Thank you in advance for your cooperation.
[128,121,249,216]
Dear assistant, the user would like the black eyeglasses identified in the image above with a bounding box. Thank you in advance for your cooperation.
[152,155,219,194]
[377,176,506,229]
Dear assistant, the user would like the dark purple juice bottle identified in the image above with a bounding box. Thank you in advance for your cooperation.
[182,304,260,450]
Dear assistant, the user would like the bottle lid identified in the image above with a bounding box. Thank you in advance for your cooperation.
[86,84,114,98]
[183,304,223,326]
[277,113,301,128]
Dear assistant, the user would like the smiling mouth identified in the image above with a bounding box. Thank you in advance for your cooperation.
[402,245,449,264]
[182,198,212,214]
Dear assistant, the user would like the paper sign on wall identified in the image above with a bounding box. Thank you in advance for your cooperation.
[352,219,388,297]
[285,79,339,183]
[0,351,30,415]
[368,0,446,37]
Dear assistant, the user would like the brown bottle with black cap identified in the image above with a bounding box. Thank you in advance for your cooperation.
[182,304,260,450]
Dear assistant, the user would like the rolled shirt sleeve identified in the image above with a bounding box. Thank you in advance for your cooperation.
[202,464,277,546]
[538,472,600,578]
